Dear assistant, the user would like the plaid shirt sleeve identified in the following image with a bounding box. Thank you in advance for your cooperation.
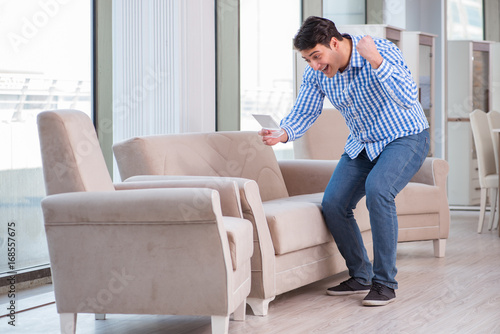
[280,65,324,142]
[372,39,418,110]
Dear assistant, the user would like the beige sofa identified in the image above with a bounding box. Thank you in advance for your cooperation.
[113,130,450,315]
[38,110,253,334]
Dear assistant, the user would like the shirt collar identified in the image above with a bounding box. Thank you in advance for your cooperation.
[346,34,366,68]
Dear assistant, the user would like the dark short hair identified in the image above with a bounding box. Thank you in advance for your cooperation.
[293,16,343,51]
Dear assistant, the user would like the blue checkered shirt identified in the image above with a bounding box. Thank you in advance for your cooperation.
[280,34,429,161]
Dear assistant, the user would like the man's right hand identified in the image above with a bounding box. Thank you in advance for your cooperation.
[259,128,288,146]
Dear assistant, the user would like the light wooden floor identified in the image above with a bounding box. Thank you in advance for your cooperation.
[1,210,499,334]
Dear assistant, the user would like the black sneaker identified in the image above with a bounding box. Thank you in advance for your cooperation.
[327,278,371,296]
[362,282,396,306]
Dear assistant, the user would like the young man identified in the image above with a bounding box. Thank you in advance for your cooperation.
[260,16,429,306]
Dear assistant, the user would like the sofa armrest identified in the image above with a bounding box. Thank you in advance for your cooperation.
[410,157,449,188]
[113,137,157,181]
[114,176,242,218]
[278,159,338,196]
[231,177,276,299]
[407,157,450,241]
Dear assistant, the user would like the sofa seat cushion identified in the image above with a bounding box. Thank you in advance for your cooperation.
[223,217,254,270]
[396,182,441,215]
[263,197,333,255]
[281,193,370,232]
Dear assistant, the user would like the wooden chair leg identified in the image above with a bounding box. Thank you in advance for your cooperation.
[211,315,229,334]
[60,313,77,334]
[495,193,500,230]
[488,188,498,230]
[477,188,487,233]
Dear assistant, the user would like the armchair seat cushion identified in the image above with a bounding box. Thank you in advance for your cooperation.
[396,182,441,215]
[223,217,254,270]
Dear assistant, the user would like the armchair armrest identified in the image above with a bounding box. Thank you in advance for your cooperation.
[278,159,338,196]
[114,176,242,218]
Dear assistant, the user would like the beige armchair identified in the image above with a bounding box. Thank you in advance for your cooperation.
[37,110,253,334]
[113,131,373,316]
[294,109,450,256]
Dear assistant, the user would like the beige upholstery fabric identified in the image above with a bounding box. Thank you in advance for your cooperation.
[224,217,254,270]
[397,158,450,243]
[294,110,349,160]
[114,177,243,219]
[37,109,114,195]
[263,200,332,255]
[113,131,374,316]
[113,132,289,202]
[293,108,450,253]
[42,189,250,315]
[37,110,252,333]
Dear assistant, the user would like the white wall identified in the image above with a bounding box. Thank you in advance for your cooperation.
[178,0,216,133]
[112,0,215,139]
[405,0,447,159]
[112,0,215,180]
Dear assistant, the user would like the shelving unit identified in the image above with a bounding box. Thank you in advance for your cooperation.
[447,40,493,206]
[401,32,436,156]
[336,24,403,47]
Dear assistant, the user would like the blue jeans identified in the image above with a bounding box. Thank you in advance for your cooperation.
[321,130,430,289]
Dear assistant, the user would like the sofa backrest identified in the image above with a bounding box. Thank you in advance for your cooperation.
[293,108,349,160]
[113,131,289,201]
[37,109,115,195]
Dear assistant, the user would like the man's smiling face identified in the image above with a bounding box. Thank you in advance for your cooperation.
[300,38,344,78]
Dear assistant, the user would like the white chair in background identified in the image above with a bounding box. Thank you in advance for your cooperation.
[470,109,499,233]
[486,110,500,230]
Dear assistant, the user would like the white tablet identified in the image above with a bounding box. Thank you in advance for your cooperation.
[252,114,281,130]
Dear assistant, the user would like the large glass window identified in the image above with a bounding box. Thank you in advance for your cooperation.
[239,0,300,159]
[323,0,365,25]
[448,0,484,40]
[0,0,92,273]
